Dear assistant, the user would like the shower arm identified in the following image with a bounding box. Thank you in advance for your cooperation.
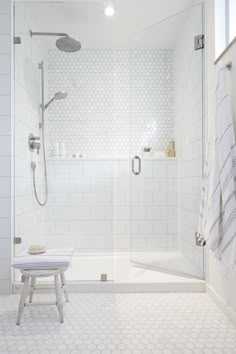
[30,30,69,38]
[41,96,55,111]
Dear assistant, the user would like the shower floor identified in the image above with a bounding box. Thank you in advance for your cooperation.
[67,252,203,282]
[14,252,205,293]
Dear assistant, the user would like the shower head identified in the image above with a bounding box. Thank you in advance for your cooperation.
[43,91,68,110]
[56,36,81,53]
[30,31,81,53]
[54,91,68,100]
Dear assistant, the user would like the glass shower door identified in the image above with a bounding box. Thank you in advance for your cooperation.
[13,1,114,283]
[129,4,204,279]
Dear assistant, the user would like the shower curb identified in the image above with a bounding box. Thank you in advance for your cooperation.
[13,281,205,294]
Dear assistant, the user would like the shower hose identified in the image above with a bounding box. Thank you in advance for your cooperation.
[32,122,48,206]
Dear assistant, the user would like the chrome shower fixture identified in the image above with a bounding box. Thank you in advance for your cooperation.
[28,134,41,154]
[42,91,68,111]
[30,31,81,52]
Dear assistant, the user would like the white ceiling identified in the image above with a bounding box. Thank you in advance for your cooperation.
[16,0,196,49]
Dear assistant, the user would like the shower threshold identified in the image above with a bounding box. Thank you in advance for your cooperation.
[13,252,205,294]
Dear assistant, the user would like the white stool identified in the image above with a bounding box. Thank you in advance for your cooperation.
[16,268,69,325]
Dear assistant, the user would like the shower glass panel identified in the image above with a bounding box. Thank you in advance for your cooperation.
[14,1,114,282]
[129,4,204,279]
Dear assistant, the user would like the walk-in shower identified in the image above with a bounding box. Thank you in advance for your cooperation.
[13,1,204,287]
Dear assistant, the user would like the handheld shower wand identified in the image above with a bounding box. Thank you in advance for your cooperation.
[31,62,68,206]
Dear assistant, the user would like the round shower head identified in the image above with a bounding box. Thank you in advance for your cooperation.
[54,91,68,100]
[56,36,81,53]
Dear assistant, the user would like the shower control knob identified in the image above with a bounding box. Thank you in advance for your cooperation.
[28,133,41,154]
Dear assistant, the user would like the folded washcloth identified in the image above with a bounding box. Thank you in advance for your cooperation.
[12,248,74,270]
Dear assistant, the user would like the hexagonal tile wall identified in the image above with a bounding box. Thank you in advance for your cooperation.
[47,49,174,158]
[0,293,236,353]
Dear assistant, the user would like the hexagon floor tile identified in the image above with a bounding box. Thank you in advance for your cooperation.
[0,293,236,353]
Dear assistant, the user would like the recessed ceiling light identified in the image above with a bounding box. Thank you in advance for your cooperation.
[104,5,115,17]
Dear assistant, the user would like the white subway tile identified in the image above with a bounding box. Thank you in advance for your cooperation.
[0,95,10,115]
[0,135,10,156]
[0,157,10,176]
[112,220,130,235]
[0,238,10,259]
[0,55,10,74]
[131,238,146,250]
[0,75,10,95]
[131,190,153,205]
[0,34,10,54]
[131,220,153,235]
[141,161,153,177]
[0,217,10,237]
[167,164,177,178]
[0,1,10,14]
[55,221,71,235]
[0,259,10,279]
[131,206,147,220]
[153,164,166,178]
[113,237,130,250]
[167,191,177,206]
[0,177,10,197]
[153,220,167,234]
[167,220,177,234]
[152,190,167,205]
[113,206,130,220]
[0,14,10,33]
[146,206,167,220]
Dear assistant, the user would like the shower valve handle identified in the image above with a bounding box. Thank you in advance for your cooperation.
[28,133,41,154]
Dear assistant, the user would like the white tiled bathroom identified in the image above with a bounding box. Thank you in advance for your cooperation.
[1,0,236,353]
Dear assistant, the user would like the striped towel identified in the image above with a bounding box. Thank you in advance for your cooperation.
[198,61,236,273]
[12,248,74,270]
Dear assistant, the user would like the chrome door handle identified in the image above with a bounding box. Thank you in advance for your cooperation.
[132,155,141,175]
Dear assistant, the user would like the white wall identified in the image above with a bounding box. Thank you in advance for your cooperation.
[0,0,12,294]
[205,0,236,315]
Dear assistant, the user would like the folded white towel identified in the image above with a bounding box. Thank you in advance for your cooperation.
[12,248,74,270]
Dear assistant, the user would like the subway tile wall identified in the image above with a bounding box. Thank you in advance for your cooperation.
[44,159,177,253]
[0,0,11,294]
[47,49,174,158]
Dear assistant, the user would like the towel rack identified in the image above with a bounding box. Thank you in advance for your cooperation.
[214,36,236,66]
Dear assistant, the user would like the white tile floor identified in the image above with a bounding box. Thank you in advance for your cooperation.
[0,293,236,353]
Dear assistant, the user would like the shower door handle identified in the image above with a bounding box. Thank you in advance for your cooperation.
[132,156,141,175]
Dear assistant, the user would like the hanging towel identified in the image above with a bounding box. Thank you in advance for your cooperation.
[198,61,236,273]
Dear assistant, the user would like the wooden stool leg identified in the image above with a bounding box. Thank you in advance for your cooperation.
[60,272,69,302]
[16,276,30,325]
[29,276,36,303]
[54,274,64,323]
